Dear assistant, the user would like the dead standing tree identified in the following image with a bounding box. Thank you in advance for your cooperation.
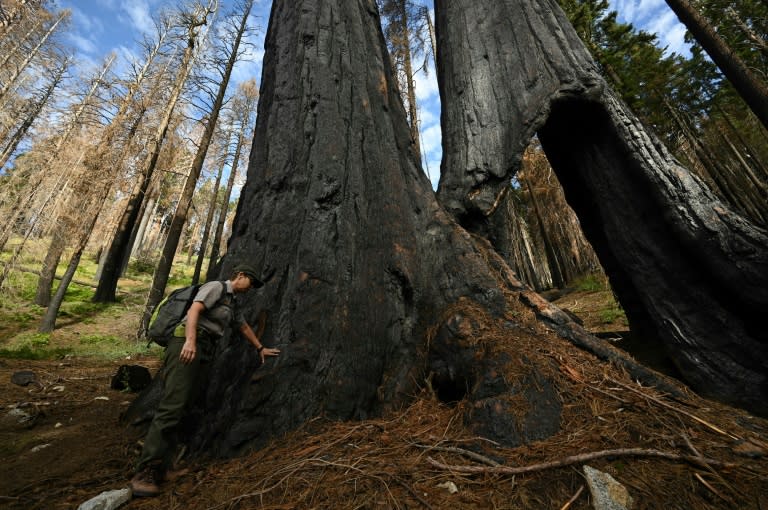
[205,79,258,280]
[434,0,768,416]
[139,0,253,332]
[93,5,213,303]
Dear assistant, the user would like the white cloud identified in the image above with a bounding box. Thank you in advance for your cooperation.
[61,4,105,47]
[232,53,264,85]
[414,62,439,103]
[419,123,442,157]
[418,107,437,127]
[67,32,99,55]
[418,122,443,189]
[424,155,442,190]
[120,0,154,35]
[647,10,689,56]
[413,52,442,188]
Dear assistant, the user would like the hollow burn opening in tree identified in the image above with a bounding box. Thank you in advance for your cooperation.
[431,370,471,405]
[530,97,686,383]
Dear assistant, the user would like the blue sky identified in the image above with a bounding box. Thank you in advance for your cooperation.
[610,0,690,57]
[54,0,687,190]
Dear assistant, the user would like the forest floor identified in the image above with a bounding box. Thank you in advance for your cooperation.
[0,266,766,509]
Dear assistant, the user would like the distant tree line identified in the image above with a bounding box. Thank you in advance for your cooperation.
[0,0,261,333]
[0,0,765,332]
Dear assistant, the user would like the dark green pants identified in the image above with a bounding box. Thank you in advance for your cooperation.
[136,333,214,473]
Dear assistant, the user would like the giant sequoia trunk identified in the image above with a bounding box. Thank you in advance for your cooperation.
[127,0,766,461]
[435,0,768,416]
[127,0,629,457]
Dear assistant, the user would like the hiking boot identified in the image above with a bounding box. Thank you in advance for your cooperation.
[130,465,161,497]
[162,467,189,482]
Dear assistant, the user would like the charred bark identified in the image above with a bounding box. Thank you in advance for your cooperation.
[127,0,625,457]
[127,0,768,466]
[434,0,768,415]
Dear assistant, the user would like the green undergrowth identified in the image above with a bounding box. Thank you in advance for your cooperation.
[1,237,201,360]
[572,272,610,292]
[599,305,626,324]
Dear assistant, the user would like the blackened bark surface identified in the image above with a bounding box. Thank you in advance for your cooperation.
[435,0,768,415]
[126,0,577,457]
[210,0,515,451]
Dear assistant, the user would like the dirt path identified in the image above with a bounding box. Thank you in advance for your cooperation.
[0,356,161,509]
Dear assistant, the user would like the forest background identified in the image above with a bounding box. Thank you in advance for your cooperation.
[1,0,764,340]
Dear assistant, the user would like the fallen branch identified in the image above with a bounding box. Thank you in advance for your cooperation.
[682,432,739,503]
[427,448,732,475]
[520,290,684,397]
[559,485,584,510]
[606,377,741,440]
[413,443,501,466]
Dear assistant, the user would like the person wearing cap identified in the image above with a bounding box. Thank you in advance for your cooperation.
[131,264,280,497]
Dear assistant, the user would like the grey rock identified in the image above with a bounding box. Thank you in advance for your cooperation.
[77,488,131,510]
[583,465,633,510]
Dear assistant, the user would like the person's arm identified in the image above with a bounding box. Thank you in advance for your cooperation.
[240,322,280,364]
[180,302,206,364]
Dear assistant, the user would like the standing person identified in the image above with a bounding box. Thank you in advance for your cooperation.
[130,264,280,497]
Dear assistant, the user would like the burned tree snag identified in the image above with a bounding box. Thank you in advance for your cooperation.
[434,0,768,415]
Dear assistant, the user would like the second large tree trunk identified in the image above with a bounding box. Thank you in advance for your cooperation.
[434,0,768,416]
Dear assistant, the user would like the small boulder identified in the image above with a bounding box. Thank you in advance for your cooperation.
[111,365,151,392]
[583,465,633,510]
[77,488,131,510]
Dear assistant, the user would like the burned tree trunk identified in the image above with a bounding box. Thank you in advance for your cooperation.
[127,0,766,464]
[127,0,605,457]
[435,0,768,415]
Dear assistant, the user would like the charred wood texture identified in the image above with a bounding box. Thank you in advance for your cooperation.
[124,0,573,457]
[435,0,768,415]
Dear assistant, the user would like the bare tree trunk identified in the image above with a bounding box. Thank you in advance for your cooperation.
[423,6,436,65]
[38,94,146,329]
[0,57,68,169]
[39,191,111,332]
[34,229,66,306]
[663,0,768,131]
[130,197,154,259]
[93,11,209,303]
[0,53,114,252]
[0,150,78,290]
[206,133,243,280]
[0,9,66,101]
[435,0,767,415]
[523,176,564,289]
[0,15,43,75]
[140,0,253,332]
[0,0,44,32]
[192,161,225,285]
[398,0,420,160]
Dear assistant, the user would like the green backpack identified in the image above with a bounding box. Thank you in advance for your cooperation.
[146,282,225,346]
